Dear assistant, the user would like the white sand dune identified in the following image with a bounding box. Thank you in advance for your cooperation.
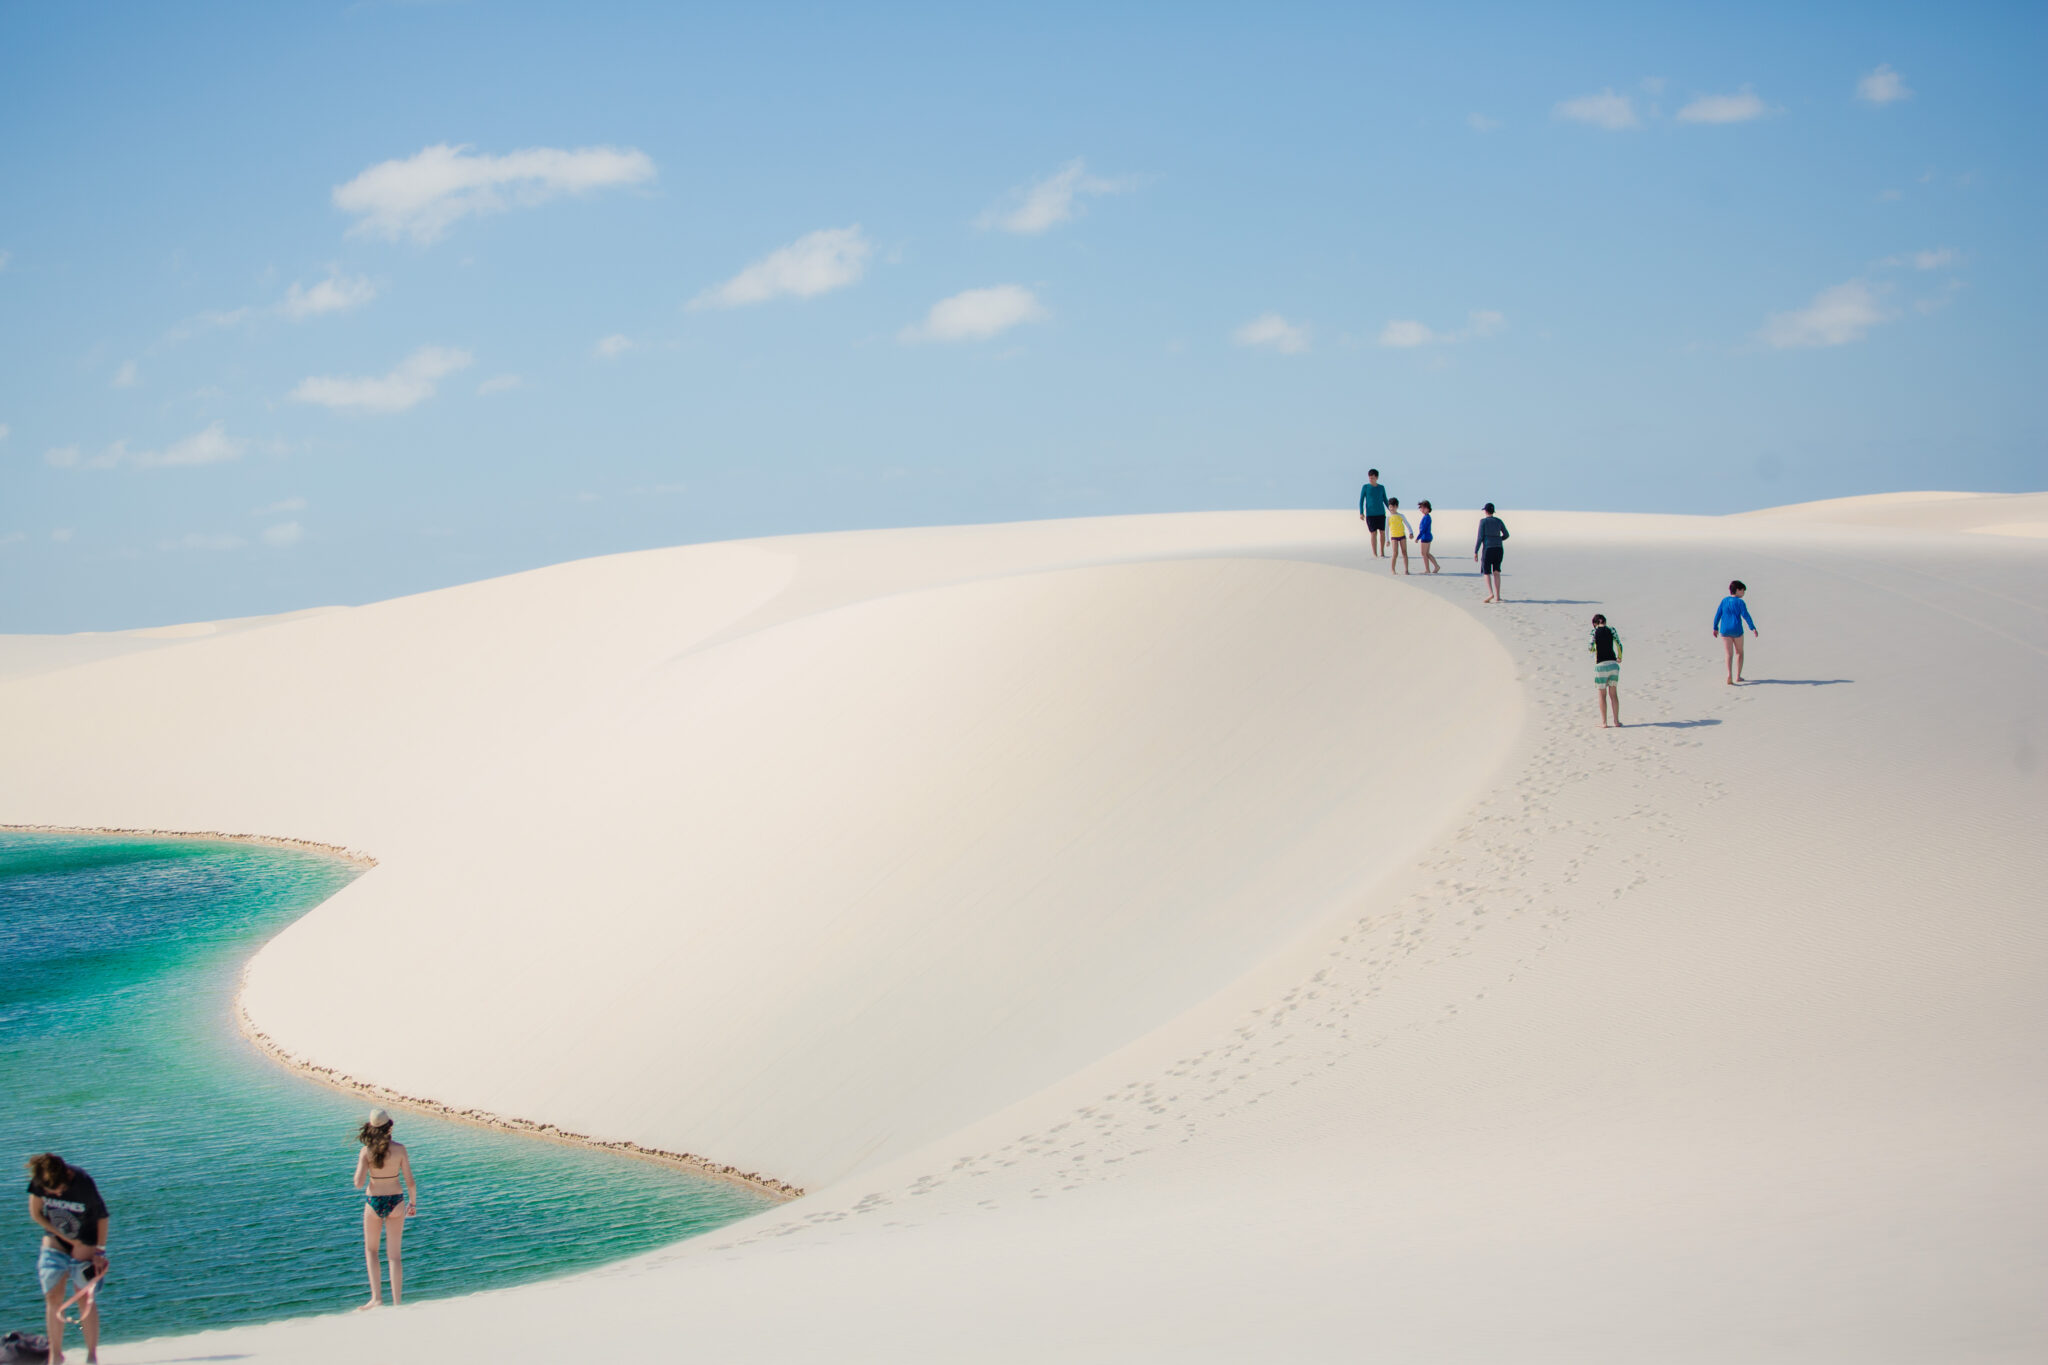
[4,499,2044,1361]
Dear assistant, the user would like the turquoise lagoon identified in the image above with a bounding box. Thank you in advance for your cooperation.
[0,832,770,1343]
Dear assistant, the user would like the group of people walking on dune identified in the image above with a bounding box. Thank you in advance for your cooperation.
[1359,472,1762,729]
[1359,470,1509,600]
[21,1111,418,1361]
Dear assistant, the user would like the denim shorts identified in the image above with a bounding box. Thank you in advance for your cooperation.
[37,1246,96,1297]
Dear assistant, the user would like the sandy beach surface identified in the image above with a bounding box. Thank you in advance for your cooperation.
[4,495,2043,1362]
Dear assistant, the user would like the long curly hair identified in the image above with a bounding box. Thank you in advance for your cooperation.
[358,1118,394,1165]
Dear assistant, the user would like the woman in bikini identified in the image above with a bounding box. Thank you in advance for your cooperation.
[352,1108,418,1309]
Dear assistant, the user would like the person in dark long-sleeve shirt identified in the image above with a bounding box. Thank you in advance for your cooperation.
[1474,503,1509,603]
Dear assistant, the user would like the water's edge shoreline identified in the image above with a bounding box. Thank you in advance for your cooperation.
[232,999,804,1203]
[2,822,804,1204]
[1,822,380,866]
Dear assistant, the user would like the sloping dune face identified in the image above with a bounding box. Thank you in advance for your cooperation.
[0,518,1518,1190]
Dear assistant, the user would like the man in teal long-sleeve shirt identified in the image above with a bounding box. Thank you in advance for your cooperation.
[1358,469,1388,558]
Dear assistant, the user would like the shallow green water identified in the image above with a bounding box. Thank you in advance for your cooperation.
[0,832,770,1343]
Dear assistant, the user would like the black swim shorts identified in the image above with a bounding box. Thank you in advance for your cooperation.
[1481,546,1503,573]
[1366,515,1386,532]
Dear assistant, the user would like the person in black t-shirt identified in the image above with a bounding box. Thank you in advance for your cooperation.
[27,1153,109,1365]
[1589,613,1623,728]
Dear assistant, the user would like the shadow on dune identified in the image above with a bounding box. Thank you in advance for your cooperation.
[1639,719,1723,729]
[1743,678,1854,686]
[1507,598,1602,605]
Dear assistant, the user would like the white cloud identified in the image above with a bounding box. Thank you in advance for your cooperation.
[290,346,473,413]
[1858,65,1911,105]
[1677,87,1769,124]
[254,496,307,516]
[1641,76,1668,95]
[46,420,248,470]
[111,360,138,388]
[691,226,871,308]
[163,532,246,552]
[594,334,633,359]
[1758,280,1888,348]
[0,424,9,442]
[1379,320,1442,348]
[477,373,522,395]
[978,160,1131,234]
[166,306,254,341]
[1555,89,1640,130]
[1466,112,1502,133]
[899,285,1047,343]
[1233,313,1311,354]
[0,531,23,546]
[333,143,656,244]
[51,528,74,543]
[261,521,304,548]
[282,270,376,318]
[1888,247,1959,270]
[1378,310,1506,348]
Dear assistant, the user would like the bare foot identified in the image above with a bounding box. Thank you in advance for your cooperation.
[358,1299,381,1312]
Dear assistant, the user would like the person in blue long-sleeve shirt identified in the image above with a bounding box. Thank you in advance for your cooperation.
[1358,469,1389,558]
[1713,579,1759,684]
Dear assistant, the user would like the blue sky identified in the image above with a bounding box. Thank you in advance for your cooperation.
[2,1,2042,630]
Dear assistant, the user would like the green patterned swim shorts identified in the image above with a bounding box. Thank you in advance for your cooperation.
[1593,660,1620,688]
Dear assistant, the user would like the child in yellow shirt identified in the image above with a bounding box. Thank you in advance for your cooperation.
[1386,498,1412,574]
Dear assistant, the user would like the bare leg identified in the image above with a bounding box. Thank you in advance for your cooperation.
[386,1207,407,1305]
[44,1279,67,1365]
[361,1204,383,1308]
[1609,685,1621,726]
[80,1290,98,1365]
[1723,635,1736,683]
[1734,635,1746,682]
[1598,688,1611,727]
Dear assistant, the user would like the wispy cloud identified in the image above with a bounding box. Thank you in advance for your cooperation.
[691,226,871,308]
[477,373,522,395]
[333,143,656,244]
[1882,247,1960,271]
[254,496,307,516]
[1555,90,1640,130]
[161,532,246,552]
[977,160,1131,234]
[594,334,633,359]
[900,285,1047,343]
[0,424,10,442]
[1677,87,1769,124]
[261,521,304,548]
[46,420,248,470]
[1858,65,1911,105]
[1233,313,1311,354]
[290,346,473,413]
[111,360,138,388]
[1466,112,1502,133]
[1378,310,1505,348]
[281,270,376,318]
[0,249,10,271]
[1758,280,1888,348]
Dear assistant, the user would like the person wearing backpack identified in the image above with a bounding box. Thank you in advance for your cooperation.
[1590,613,1623,728]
